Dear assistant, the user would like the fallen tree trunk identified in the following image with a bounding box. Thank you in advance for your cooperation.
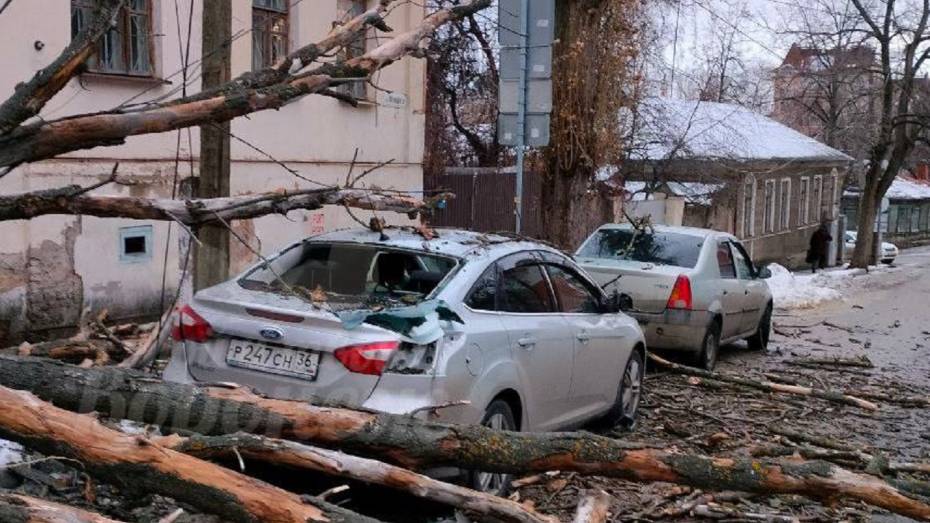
[0,356,928,520]
[648,354,879,411]
[0,493,123,523]
[168,432,557,523]
[0,185,451,224]
[0,384,376,523]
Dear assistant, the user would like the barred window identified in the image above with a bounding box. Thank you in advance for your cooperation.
[71,0,153,76]
[253,0,289,71]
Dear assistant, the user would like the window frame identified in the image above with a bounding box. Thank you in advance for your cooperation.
[335,0,372,101]
[119,225,154,263]
[252,0,290,71]
[540,263,604,314]
[799,176,810,225]
[716,241,737,280]
[71,0,155,77]
[812,175,824,223]
[763,179,776,234]
[779,178,791,231]
[742,178,756,238]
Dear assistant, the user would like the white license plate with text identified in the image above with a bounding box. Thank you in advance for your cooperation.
[226,340,320,381]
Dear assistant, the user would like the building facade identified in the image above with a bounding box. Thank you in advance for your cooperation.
[843,173,930,248]
[624,98,853,268]
[0,0,427,343]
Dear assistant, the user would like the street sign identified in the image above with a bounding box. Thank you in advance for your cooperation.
[499,113,550,147]
[499,79,552,114]
[499,0,555,46]
[500,46,552,80]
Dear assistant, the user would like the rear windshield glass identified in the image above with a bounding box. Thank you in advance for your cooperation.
[240,243,458,310]
[577,229,703,268]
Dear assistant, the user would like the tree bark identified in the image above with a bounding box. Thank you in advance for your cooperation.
[0,186,447,224]
[0,356,928,521]
[168,432,557,523]
[0,0,126,136]
[0,493,123,523]
[0,384,377,523]
[649,354,879,411]
[0,0,492,169]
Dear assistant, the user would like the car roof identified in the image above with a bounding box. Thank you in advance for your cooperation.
[595,222,730,240]
[307,227,561,260]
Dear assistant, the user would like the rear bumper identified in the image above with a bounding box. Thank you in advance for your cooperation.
[629,309,714,352]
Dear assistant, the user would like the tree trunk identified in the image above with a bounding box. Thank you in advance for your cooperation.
[0,493,123,523]
[168,432,557,523]
[541,0,640,248]
[0,384,376,523]
[1,356,928,521]
[851,176,880,268]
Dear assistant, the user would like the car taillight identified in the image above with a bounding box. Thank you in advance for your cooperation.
[170,305,214,343]
[334,341,399,376]
[666,275,693,311]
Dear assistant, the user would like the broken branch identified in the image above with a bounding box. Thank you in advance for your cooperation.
[0,493,123,523]
[648,354,879,411]
[0,356,928,521]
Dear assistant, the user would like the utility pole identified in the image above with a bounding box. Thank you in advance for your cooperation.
[194,0,232,290]
[514,0,529,234]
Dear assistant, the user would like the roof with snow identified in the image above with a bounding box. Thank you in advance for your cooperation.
[629,98,854,164]
[846,175,930,201]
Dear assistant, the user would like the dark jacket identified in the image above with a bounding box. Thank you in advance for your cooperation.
[807,226,833,262]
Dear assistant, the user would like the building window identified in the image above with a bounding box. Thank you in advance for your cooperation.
[764,180,776,233]
[336,0,370,100]
[742,179,755,237]
[119,225,153,263]
[921,204,930,231]
[799,177,810,224]
[253,0,289,71]
[831,171,840,219]
[911,204,921,231]
[71,0,153,76]
[779,178,791,230]
[812,175,823,223]
[897,205,912,233]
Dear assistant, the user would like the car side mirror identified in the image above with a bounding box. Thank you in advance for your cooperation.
[757,265,773,279]
[606,291,634,313]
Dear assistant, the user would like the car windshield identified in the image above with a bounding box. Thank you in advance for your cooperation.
[578,228,703,268]
[240,242,458,310]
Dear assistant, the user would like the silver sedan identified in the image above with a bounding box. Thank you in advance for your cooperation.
[577,224,773,370]
[164,228,646,489]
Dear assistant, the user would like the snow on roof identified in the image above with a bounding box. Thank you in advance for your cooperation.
[844,175,930,201]
[885,176,930,200]
[629,98,853,163]
[624,181,725,205]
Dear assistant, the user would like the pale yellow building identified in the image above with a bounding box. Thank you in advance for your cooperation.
[0,0,427,342]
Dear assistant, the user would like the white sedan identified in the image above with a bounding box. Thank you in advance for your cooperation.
[576,224,773,370]
[844,231,898,264]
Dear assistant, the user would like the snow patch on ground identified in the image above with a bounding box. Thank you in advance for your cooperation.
[767,263,896,309]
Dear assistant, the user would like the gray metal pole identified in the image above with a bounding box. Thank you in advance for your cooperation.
[514,0,529,234]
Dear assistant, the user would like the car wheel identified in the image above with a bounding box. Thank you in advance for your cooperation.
[597,348,644,431]
[747,304,772,351]
[697,322,720,370]
[469,400,516,496]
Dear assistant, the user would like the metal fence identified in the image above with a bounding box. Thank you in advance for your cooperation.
[428,167,543,237]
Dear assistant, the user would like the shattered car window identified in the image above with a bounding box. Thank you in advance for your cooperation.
[240,243,458,308]
[578,229,703,268]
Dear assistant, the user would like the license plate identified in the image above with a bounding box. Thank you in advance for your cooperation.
[226,340,320,381]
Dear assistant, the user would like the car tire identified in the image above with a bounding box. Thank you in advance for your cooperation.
[747,304,772,351]
[696,321,721,371]
[468,400,516,496]
[597,348,645,431]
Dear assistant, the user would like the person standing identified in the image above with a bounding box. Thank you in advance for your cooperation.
[807,222,833,273]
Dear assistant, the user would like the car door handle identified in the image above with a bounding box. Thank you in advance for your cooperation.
[576,332,591,343]
[517,337,537,350]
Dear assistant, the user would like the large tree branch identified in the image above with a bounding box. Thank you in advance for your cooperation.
[0,185,448,224]
[0,494,123,523]
[1,356,929,522]
[0,0,126,136]
[0,0,492,169]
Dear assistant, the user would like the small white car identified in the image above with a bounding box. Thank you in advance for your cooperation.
[844,231,898,264]
[576,224,773,370]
